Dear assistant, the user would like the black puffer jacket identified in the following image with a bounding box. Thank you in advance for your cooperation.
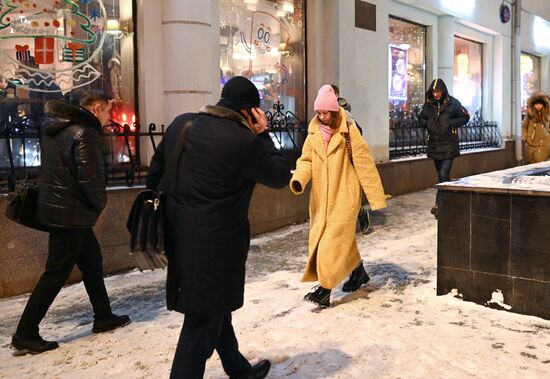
[419,79,470,160]
[147,105,291,315]
[38,99,106,228]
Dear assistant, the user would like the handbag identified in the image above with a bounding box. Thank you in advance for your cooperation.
[5,182,49,232]
[126,120,193,271]
[126,189,167,270]
[342,123,371,234]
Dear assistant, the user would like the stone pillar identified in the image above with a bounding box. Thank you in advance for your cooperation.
[437,16,455,94]
[161,0,218,124]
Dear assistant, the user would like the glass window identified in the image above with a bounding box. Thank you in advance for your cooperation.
[388,16,426,121]
[520,52,541,114]
[453,36,482,117]
[0,0,136,169]
[219,0,306,121]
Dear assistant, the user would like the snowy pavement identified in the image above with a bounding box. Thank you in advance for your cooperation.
[1,189,550,378]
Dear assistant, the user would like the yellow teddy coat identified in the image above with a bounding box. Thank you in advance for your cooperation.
[290,108,387,289]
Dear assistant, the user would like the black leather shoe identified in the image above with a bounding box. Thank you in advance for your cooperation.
[92,314,131,333]
[304,286,331,308]
[11,334,59,354]
[430,205,438,219]
[342,261,370,292]
[249,359,271,379]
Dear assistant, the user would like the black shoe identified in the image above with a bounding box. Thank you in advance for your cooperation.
[249,359,271,379]
[92,314,131,333]
[11,334,59,354]
[342,261,370,292]
[430,205,438,219]
[304,286,331,308]
[358,207,370,234]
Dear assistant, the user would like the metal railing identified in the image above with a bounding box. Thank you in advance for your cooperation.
[1,102,307,193]
[389,109,502,159]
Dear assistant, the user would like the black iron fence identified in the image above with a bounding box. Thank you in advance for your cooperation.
[389,109,502,159]
[0,102,307,193]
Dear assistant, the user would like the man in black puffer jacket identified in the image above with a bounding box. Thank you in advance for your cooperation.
[11,91,131,355]
[419,79,470,218]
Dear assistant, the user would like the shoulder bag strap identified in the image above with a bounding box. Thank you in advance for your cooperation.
[159,120,193,191]
[342,123,354,166]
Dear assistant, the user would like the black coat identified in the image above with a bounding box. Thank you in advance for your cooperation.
[147,105,291,314]
[419,79,470,160]
[38,99,107,228]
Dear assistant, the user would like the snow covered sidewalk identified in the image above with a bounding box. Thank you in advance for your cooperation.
[1,189,549,378]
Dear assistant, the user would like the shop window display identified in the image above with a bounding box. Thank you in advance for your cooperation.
[453,36,482,117]
[520,52,541,115]
[388,16,426,123]
[0,0,136,169]
[219,0,305,124]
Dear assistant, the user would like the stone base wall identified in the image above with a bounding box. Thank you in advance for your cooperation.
[0,142,517,298]
[0,185,310,298]
[437,190,550,320]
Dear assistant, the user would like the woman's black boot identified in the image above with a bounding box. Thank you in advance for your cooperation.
[342,261,370,292]
[304,286,331,308]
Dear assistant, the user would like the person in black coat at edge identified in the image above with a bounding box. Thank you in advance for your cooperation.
[419,79,470,218]
[146,76,291,379]
[11,91,131,355]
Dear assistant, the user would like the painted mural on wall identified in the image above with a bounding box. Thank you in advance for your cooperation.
[0,0,107,93]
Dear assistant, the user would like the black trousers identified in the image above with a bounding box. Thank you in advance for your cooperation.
[16,228,112,339]
[170,312,251,379]
[434,158,454,205]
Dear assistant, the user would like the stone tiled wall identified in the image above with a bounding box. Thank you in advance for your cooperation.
[0,185,310,299]
[437,191,550,320]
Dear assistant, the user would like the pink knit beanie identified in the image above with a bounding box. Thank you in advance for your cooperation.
[314,85,339,112]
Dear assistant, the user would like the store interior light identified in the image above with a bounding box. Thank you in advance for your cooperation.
[282,1,294,14]
[107,18,120,32]
[456,53,469,78]
[106,18,125,39]
[520,55,534,74]
[244,0,258,4]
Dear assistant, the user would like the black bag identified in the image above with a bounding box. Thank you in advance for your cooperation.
[5,183,49,232]
[126,190,167,271]
[127,120,193,271]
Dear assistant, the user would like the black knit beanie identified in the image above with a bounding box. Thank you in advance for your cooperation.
[217,76,260,112]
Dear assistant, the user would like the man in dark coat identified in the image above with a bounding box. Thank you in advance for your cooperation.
[11,91,131,355]
[147,76,291,379]
[419,79,470,218]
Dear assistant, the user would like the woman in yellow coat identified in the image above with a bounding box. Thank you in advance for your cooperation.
[522,92,550,164]
[290,85,387,307]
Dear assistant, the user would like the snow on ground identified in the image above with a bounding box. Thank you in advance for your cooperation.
[1,189,550,378]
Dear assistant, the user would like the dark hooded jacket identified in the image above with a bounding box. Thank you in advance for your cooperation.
[38,99,107,228]
[146,105,291,315]
[419,79,470,160]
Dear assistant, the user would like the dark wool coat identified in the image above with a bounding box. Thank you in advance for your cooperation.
[38,99,107,228]
[419,79,470,160]
[146,105,291,315]
[522,92,550,163]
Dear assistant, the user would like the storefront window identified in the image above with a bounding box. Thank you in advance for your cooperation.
[520,52,541,114]
[453,36,482,117]
[219,0,306,122]
[388,16,426,122]
[0,0,136,168]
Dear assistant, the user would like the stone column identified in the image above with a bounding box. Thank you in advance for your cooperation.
[437,16,455,94]
[161,0,218,124]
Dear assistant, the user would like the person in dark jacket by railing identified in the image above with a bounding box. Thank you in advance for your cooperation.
[11,91,131,355]
[147,76,291,379]
[419,79,470,218]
